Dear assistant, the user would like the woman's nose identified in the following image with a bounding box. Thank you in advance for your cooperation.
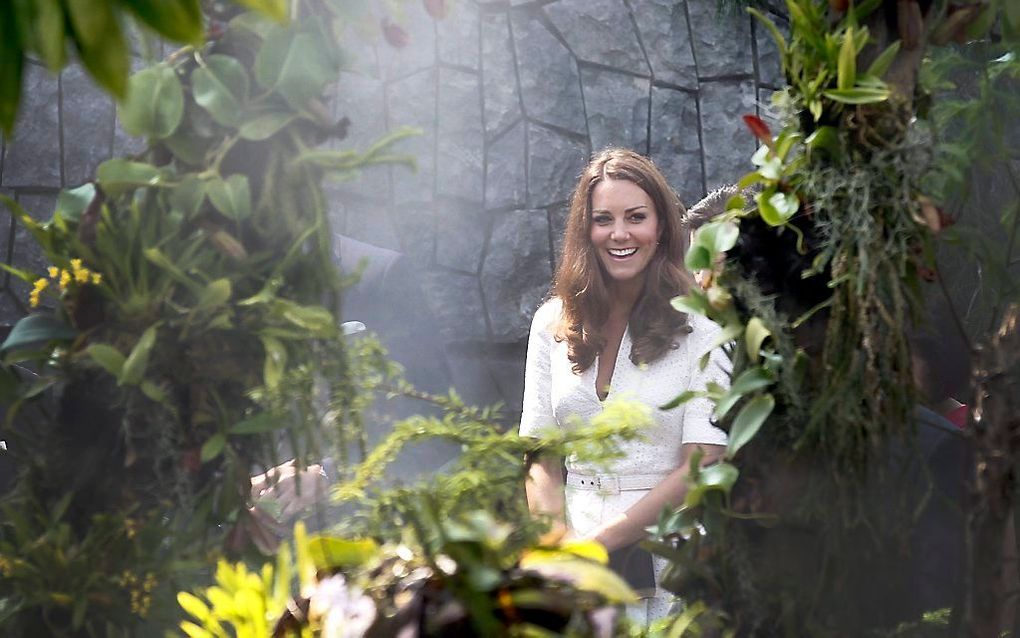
[610,223,628,241]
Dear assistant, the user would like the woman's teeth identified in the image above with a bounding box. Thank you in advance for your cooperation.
[609,248,637,257]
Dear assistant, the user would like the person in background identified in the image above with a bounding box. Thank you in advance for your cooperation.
[519,148,729,624]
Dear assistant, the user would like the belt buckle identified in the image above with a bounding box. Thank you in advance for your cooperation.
[596,476,618,495]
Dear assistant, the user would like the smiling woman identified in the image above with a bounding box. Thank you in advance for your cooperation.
[519,148,729,625]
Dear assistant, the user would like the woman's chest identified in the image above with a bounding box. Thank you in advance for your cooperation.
[548,337,693,425]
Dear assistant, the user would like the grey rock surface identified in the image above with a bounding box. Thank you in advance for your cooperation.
[387,68,437,205]
[332,71,390,200]
[62,64,115,187]
[3,64,61,188]
[631,0,698,89]
[481,209,551,341]
[581,67,650,154]
[437,68,484,202]
[485,120,527,210]
[510,11,586,133]
[754,16,786,87]
[687,1,754,78]
[543,0,649,76]
[481,12,522,139]
[435,198,487,273]
[700,80,757,191]
[527,124,587,208]
[438,1,480,70]
[423,269,489,341]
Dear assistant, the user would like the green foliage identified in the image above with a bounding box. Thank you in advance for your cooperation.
[0,2,419,634]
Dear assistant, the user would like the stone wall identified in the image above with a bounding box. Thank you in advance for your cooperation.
[0,1,785,416]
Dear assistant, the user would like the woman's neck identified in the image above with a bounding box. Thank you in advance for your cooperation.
[606,277,645,323]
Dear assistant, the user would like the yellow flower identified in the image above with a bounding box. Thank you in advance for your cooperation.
[70,258,83,271]
[58,270,71,290]
[91,272,102,285]
[29,278,49,308]
[75,269,90,283]
[47,266,59,278]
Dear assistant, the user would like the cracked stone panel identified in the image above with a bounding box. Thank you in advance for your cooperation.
[387,68,437,205]
[527,124,587,208]
[332,71,390,200]
[485,120,527,210]
[687,1,753,79]
[438,1,480,70]
[481,209,551,342]
[631,0,698,89]
[435,197,487,273]
[543,0,649,77]
[377,2,437,82]
[391,200,436,266]
[437,68,484,202]
[754,15,786,87]
[648,85,704,202]
[62,64,115,187]
[487,344,527,412]
[481,12,521,138]
[510,11,586,133]
[423,269,489,341]
[581,67,649,154]
[339,197,403,252]
[444,347,502,407]
[3,64,60,188]
[700,80,757,192]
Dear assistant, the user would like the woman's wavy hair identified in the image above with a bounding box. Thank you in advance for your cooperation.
[552,148,693,373]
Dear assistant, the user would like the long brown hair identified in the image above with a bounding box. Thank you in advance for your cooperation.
[552,148,693,373]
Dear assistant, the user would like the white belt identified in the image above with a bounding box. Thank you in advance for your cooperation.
[565,472,667,494]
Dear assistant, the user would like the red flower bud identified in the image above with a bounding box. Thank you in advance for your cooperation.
[382,18,410,48]
[742,114,774,149]
[424,0,448,19]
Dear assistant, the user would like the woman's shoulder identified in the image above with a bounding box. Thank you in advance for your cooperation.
[532,296,564,329]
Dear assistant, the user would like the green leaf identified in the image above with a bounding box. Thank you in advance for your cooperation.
[119,64,185,138]
[207,175,252,220]
[28,0,67,72]
[686,220,739,271]
[713,367,773,420]
[745,317,771,361]
[96,159,163,195]
[260,335,287,389]
[200,433,226,462]
[804,126,842,158]
[0,315,76,355]
[671,290,711,317]
[238,108,295,140]
[726,393,775,458]
[746,7,788,59]
[54,183,97,224]
[724,194,746,211]
[86,343,125,377]
[123,0,204,44]
[837,27,856,90]
[306,536,379,570]
[0,2,25,136]
[169,176,207,219]
[234,0,290,22]
[144,247,203,294]
[660,390,701,411]
[684,462,739,508]
[865,41,901,78]
[684,245,713,271]
[195,278,232,313]
[519,554,637,604]
[254,26,338,109]
[822,86,889,104]
[118,324,158,385]
[274,301,336,336]
[756,189,799,226]
[229,413,277,434]
[140,380,168,403]
[191,55,250,127]
[66,0,129,97]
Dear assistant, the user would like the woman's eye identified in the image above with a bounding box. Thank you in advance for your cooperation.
[629,213,646,222]
[593,215,611,225]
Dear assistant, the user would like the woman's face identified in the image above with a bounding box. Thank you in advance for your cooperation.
[589,178,660,286]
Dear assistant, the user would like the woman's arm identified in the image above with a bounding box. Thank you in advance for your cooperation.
[584,442,725,551]
[525,452,567,533]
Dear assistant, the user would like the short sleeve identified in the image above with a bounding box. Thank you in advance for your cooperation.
[681,314,730,447]
[519,299,560,438]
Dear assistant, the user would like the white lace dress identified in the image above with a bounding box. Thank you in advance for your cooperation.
[518,297,728,624]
